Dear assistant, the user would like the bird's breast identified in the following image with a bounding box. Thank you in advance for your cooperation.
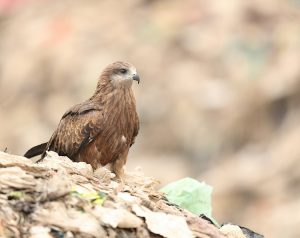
[85,89,138,167]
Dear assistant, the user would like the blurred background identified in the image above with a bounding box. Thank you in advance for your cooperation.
[0,0,300,237]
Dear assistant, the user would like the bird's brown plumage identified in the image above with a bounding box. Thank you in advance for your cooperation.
[25,61,140,180]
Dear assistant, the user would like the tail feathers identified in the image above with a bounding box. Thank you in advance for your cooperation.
[24,142,47,158]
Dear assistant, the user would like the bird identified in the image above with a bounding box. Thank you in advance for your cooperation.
[24,61,140,185]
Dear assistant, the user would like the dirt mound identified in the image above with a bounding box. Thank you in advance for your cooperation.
[0,151,232,238]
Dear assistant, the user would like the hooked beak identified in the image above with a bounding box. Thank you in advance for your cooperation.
[132,74,140,84]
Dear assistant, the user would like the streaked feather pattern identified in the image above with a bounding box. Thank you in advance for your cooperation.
[25,61,139,175]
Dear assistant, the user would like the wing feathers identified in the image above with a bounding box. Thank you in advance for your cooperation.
[24,61,140,172]
[48,108,104,160]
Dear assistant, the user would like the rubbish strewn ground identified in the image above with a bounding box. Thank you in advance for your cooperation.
[0,151,236,238]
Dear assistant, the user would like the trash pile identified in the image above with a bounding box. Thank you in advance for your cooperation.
[0,151,260,238]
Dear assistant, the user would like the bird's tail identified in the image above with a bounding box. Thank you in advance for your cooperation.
[24,142,47,158]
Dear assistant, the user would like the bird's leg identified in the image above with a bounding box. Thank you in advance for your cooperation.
[113,149,128,192]
[113,158,125,192]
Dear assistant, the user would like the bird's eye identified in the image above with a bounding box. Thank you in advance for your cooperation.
[120,68,128,74]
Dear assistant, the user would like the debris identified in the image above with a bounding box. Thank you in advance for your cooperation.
[93,206,143,228]
[8,191,24,200]
[0,152,261,237]
[132,204,194,238]
[71,189,106,205]
[29,226,52,238]
[31,202,106,238]
[160,177,215,224]
[220,224,247,238]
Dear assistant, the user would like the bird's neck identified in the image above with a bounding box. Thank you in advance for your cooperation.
[91,83,112,100]
[90,83,135,107]
[90,84,137,137]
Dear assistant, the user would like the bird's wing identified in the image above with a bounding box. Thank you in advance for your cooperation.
[46,101,104,159]
[130,112,139,147]
[62,100,103,118]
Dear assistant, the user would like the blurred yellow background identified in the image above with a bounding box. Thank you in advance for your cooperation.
[1,0,300,237]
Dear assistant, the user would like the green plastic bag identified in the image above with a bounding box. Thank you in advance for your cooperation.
[160,177,217,225]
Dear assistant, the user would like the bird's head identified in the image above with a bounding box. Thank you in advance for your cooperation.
[100,61,140,88]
